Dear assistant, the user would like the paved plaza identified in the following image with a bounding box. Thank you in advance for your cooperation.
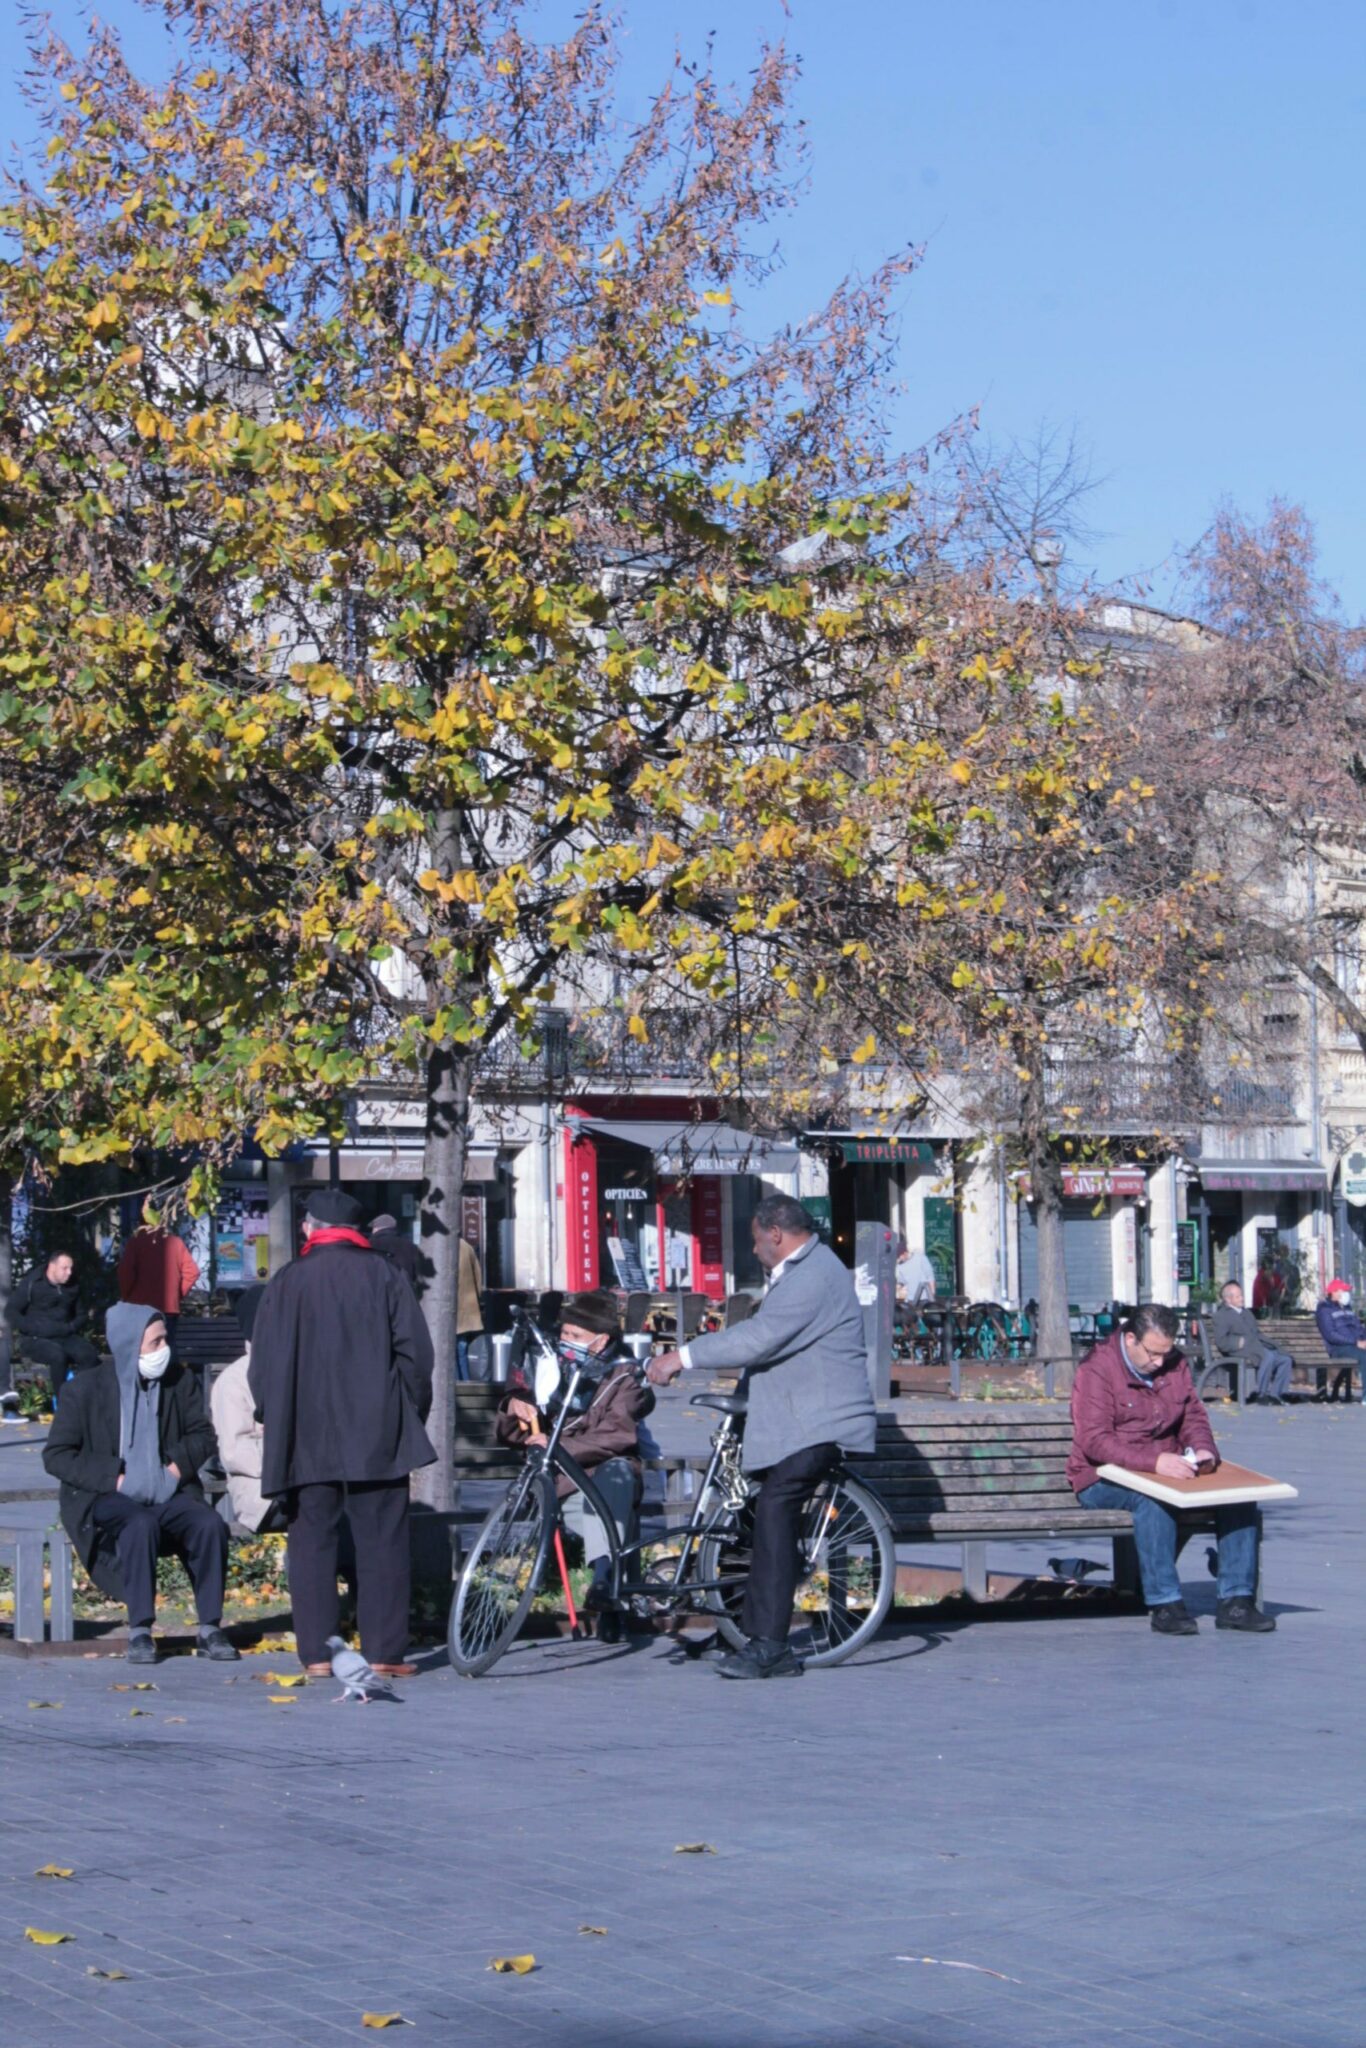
[1,1401,1362,2048]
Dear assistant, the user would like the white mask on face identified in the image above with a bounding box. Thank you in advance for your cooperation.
[139,1344,171,1381]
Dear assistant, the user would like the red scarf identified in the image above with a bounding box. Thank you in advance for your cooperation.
[302,1227,372,1254]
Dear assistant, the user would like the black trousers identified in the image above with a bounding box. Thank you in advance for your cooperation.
[284,1479,410,1667]
[741,1441,841,1643]
[91,1491,229,1632]
[26,1335,100,1408]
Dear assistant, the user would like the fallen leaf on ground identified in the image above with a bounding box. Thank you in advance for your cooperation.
[673,1842,715,1855]
[578,1925,608,1937]
[111,1682,158,1693]
[255,1670,307,1686]
[25,1928,73,1944]
[267,1694,299,1704]
[896,1957,1022,1983]
[28,1700,61,1710]
[488,1955,536,1974]
[127,1708,152,1718]
[361,2017,409,2030]
[86,1966,129,1980]
[164,1716,187,1724]
[34,1866,73,1880]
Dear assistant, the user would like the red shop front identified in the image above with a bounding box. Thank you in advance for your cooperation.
[560,1104,799,1299]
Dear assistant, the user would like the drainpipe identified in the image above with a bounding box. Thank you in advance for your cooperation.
[1307,847,1324,1272]
[997,1139,1009,1302]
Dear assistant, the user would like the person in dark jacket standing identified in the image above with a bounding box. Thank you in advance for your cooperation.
[369,1213,423,1291]
[42,1302,235,1664]
[5,1251,99,1406]
[248,1188,435,1679]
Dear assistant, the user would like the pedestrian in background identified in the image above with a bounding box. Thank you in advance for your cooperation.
[248,1188,435,1678]
[117,1203,201,1355]
[5,1249,99,1408]
[456,1234,484,1379]
[210,1284,284,1534]
[369,1212,422,1290]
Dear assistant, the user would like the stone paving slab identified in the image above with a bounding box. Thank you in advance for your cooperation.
[1,1404,1362,2048]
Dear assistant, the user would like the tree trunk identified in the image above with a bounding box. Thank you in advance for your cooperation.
[1021,1073,1071,1372]
[411,1039,471,1512]
[0,1169,11,1397]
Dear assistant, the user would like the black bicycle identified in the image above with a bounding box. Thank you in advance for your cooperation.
[447,1312,897,1677]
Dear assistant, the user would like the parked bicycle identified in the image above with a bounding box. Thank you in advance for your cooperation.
[447,1309,897,1677]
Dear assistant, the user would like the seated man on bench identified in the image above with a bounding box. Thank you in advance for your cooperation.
[1066,1303,1274,1638]
[43,1302,237,1666]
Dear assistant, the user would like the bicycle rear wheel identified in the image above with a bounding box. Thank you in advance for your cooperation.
[698,1472,896,1668]
[448,1467,556,1677]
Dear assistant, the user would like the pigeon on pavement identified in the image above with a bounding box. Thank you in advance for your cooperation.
[326,1636,400,1705]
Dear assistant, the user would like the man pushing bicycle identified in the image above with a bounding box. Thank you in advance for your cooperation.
[649,1195,877,1679]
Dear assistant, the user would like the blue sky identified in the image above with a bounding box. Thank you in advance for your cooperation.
[7,0,1364,610]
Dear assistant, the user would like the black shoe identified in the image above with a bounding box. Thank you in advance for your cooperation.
[198,1626,241,1662]
[1149,1602,1198,1636]
[127,1630,159,1666]
[1216,1598,1275,1633]
[717,1635,805,1679]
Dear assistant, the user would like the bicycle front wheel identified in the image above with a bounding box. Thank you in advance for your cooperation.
[698,1472,896,1668]
[448,1467,556,1677]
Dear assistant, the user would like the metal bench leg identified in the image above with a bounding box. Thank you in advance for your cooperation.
[1112,1533,1142,1600]
[961,1542,988,1601]
[48,1531,73,1642]
[15,1531,45,1642]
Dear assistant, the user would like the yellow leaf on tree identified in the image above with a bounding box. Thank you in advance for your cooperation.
[850,1034,877,1066]
[626,1015,648,1043]
[702,290,732,306]
[489,1955,536,1974]
[947,760,972,784]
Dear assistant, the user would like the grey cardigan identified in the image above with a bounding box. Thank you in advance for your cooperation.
[685,1240,877,1471]
[1210,1303,1270,1363]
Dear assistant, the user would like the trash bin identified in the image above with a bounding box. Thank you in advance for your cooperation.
[490,1333,515,1384]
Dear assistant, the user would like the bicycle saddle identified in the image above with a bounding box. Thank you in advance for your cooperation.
[690,1392,748,1416]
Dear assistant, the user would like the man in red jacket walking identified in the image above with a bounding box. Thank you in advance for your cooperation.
[1067,1303,1273,1637]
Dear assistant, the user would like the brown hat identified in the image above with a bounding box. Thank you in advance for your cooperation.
[560,1290,620,1337]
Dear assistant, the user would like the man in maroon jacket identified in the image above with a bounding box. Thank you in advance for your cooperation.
[1068,1304,1273,1636]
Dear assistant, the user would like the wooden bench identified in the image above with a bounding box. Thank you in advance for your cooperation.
[860,1412,1259,1603]
[177,1316,245,1384]
[1259,1316,1361,1400]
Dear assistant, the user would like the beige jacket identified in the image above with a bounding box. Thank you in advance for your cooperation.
[209,1351,274,1533]
[458,1238,484,1335]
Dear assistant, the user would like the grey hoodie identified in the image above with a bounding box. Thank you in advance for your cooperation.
[106,1301,179,1507]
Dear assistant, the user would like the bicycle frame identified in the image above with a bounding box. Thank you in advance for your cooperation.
[509,1314,755,1611]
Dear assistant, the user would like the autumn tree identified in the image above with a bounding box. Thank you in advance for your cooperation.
[0,0,928,1497]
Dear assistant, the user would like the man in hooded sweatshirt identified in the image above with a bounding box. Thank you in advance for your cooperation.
[42,1302,235,1665]
[248,1188,435,1679]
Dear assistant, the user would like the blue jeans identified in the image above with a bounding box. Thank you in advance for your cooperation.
[1077,1481,1260,1606]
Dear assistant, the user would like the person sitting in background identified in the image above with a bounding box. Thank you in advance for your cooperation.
[5,1251,99,1408]
[1313,1279,1365,1403]
[895,1239,936,1304]
[496,1290,654,1639]
[1066,1303,1273,1637]
[1211,1281,1293,1405]
[43,1303,236,1665]
[210,1285,283,1533]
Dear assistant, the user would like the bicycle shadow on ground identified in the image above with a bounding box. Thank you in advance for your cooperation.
[415,1621,951,1679]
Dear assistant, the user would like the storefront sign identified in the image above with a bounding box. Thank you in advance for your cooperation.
[1016,1168,1147,1199]
[564,1129,600,1289]
[602,1187,649,1203]
[460,1195,484,1257]
[1199,1168,1325,1192]
[1342,1151,1366,1208]
[837,1139,937,1165]
[692,1179,726,1300]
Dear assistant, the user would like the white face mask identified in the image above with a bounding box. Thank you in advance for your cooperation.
[139,1344,171,1381]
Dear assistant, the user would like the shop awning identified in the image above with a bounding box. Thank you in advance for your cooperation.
[1197,1161,1328,1193]
[569,1116,800,1178]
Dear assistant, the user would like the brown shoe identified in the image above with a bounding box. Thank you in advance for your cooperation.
[369,1662,418,1678]
[304,1663,332,1677]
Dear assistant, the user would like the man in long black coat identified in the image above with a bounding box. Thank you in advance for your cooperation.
[249,1188,435,1678]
